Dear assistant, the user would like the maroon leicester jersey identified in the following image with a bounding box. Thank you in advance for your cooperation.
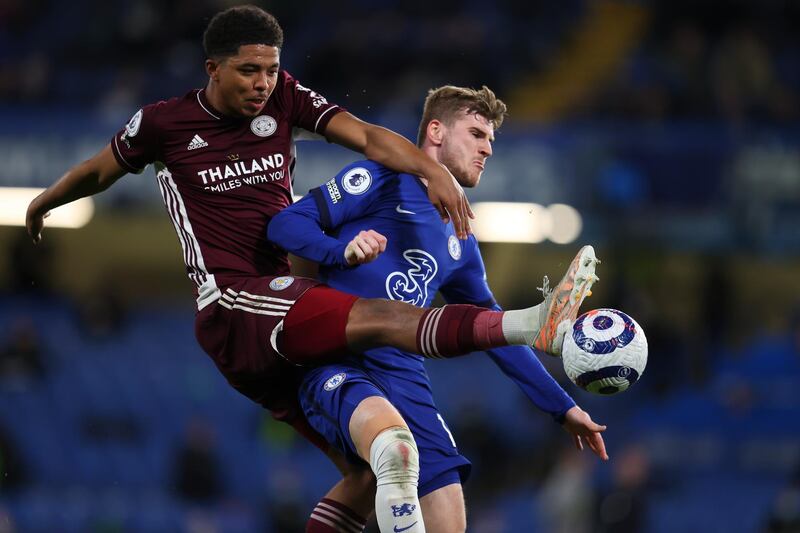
[110,70,344,310]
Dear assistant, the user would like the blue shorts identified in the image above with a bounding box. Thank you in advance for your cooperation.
[299,359,471,497]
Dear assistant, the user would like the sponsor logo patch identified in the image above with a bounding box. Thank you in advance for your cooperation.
[119,108,143,148]
[341,167,372,195]
[326,179,342,204]
[269,276,294,291]
[295,83,329,108]
[187,134,208,150]
[125,109,143,137]
[251,115,277,137]
[386,249,438,307]
[324,372,346,391]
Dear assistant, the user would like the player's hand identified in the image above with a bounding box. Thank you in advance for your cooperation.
[562,405,609,461]
[426,163,473,239]
[25,198,50,244]
[344,230,387,266]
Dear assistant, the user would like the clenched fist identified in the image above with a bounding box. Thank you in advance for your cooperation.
[344,230,387,266]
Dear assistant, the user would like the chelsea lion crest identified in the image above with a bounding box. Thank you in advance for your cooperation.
[448,235,461,260]
[251,115,277,137]
[269,276,294,291]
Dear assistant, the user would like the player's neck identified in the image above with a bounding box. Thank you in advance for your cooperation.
[204,82,230,117]
[419,145,440,187]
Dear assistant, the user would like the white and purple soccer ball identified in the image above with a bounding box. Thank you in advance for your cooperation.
[561,308,647,395]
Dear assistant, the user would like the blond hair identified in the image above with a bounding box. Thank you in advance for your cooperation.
[416,85,507,146]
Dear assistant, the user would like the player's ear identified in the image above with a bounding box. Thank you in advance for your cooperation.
[205,58,221,82]
[427,120,445,146]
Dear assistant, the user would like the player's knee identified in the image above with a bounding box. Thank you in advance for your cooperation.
[369,427,420,486]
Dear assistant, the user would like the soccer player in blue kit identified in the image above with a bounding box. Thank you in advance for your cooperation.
[268,86,608,533]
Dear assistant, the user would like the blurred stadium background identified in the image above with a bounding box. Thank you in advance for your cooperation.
[1,0,799,531]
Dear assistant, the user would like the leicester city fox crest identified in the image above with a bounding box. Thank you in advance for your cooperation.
[385,249,438,307]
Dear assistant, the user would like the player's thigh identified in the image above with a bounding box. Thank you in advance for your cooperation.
[279,285,358,364]
[420,483,466,533]
[299,364,405,463]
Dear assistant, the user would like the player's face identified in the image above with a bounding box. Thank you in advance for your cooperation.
[438,111,494,188]
[207,44,280,118]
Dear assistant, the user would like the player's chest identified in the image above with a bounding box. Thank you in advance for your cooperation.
[160,114,294,188]
[383,222,465,279]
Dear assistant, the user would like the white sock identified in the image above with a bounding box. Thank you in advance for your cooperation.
[502,303,545,346]
[370,427,426,533]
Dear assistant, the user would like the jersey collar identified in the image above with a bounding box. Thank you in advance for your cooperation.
[196,89,223,120]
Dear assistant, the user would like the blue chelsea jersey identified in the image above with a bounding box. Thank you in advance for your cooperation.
[268,159,576,419]
[308,160,494,308]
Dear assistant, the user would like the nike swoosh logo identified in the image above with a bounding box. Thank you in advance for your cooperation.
[396,204,416,215]
[394,523,418,532]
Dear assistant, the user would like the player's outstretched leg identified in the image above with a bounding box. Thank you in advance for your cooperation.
[532,245,600,355]
[279,246,599,363]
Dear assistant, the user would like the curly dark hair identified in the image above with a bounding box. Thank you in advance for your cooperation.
[203,5,284,59]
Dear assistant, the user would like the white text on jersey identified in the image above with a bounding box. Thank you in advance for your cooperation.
[187,134,209,150]
[197,154,285,184]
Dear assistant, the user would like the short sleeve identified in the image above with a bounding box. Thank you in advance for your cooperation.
[283,71,344,135]
[309,161,394,230]
[439,237,497,307]
[110,103,163,173]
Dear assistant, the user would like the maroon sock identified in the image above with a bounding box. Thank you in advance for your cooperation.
[416,304,505,358]
[472,308,508,350]
[306,497,366,532]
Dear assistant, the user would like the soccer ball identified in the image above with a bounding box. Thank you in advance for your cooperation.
[561,308,647,395]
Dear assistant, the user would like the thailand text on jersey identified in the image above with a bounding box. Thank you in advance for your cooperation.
[110,70,343,309]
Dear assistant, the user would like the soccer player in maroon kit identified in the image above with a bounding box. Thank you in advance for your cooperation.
[26,6,599,532]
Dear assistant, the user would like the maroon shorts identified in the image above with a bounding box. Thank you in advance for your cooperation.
[194,275,358,422]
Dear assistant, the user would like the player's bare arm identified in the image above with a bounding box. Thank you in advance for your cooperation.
[324,111,473,239]
[26,144,126,243]
[344,229,387,266]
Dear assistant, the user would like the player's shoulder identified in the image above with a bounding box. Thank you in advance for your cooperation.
[266,70,301,110]
[339,159,392,175]
[279,69,295,85]
[330,160,395,197]
[135,90,205,126]
[273,69,301,98]
[139,90,194,113]
[347,160,401,186]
